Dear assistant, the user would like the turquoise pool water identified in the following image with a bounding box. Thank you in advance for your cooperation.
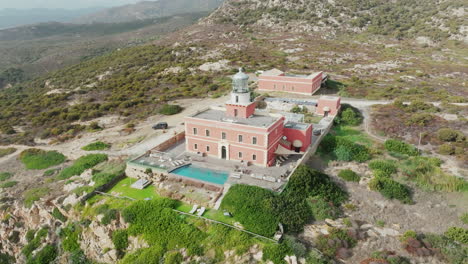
[171,165,229,185]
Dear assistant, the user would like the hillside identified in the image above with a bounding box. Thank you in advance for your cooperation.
[0,12,208,80]
[74,0,224,24]
[0,0,467,145]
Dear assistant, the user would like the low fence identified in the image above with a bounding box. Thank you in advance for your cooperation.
[151,131,186,152]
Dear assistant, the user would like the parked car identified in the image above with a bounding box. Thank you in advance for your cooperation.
[152,122,168,130]
[313,129,322,136]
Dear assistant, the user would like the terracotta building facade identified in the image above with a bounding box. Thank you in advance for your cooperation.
[184,68,314,167]
[258,69,324,95]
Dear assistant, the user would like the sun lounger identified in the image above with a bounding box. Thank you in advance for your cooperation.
[189,204,198,214]
[231,173,241,179]
[197,207,206,216]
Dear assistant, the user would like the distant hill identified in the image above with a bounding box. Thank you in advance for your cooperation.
[74,0,224,24]
[0,8,103,29]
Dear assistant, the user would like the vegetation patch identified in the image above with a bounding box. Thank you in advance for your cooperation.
[51,208,67,222]
[335,105,363,126]
[369,177,412,204]
[112,229,129,251]
[81,141,111,151]
[369,159,397,177]
[0,172,13,181]
[444,227,468,244]
[26,244,57,264]
[19,149,66,170]
[159,104,182,115]
[315,227,357,258]
[319,134,371,162]
[0,181,18,188]
[22,227,48,259]
[57,154,108,180]
[384,139,419,156]
[23,187,50,208]
[0,147,16,158]
[338,169,360,182]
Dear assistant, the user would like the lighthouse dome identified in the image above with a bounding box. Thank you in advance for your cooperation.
[232,67,249,93]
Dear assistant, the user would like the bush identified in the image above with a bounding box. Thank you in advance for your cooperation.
[369,160,397,176]
[319,135,371,162]
[424,233,466,263]
[19,149,66,170]
[60,224,81,252]
[51,208,67,222]
[338,169,360,182]
[369,177,412,204]
[81,141,111,151]
[26,244,57,264]
[316,228,357,258]
[101,209,118,225]
[336,106,362,126]
[307,197,340,220]
[25,230,36,242]
[262,243,292,264]
[58,154,108,180]
[384,139,419,156]
[438,143,455,155]
[159,104,182,115]
[461,213,468,225]
[112,230,129,251]
[221,184,279,237]
[406,113,434,126]
[0,181,18,188]
[437,128,465,142]
[444,227,468,244]
[164,251,182,264]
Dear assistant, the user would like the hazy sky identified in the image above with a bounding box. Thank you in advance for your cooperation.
[0,0,153,9]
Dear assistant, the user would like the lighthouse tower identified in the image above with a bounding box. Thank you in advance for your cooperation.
[225,68,256,118]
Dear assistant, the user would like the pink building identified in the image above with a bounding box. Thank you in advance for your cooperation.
[258,69,324,95]
[184,68,313,167]
[316,96,341,117]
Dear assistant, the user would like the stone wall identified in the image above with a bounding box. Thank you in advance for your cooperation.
[151,131,186,152]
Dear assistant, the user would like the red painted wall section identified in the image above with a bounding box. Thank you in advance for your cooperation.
[225,102,256,118]
[283,125,312,152]
[316,97,341,116]
[258,72,323,95]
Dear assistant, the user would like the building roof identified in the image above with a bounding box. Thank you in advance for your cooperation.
[261,68,322,80]
[190,108,280,128]
[284,121,310,130]
[261,68,284,76]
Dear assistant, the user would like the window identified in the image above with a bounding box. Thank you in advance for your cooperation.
[238,135,243,142]
[205,129,210,137]
[222,132,226,140]
[206,146,210,152]
[193,127,197,135]
[194,144,198,150]
[252,154,257,161]
[238,152,243,158]
[235,95,239,103]
[234,109,238,117]
[252,137,257,145]
[274,84,277,90]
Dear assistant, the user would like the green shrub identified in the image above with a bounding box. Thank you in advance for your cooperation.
[406,113,434,126]
[0,181,17,188]
[19,149,66,170]
[51,208,67,222]
[262,242,292,264]
[57,154,108,180]
[438,143,455,155]
[26,244,57,264]
[461,213,468,225]
[25,230,36,242]
[112,230,129,251]
[424,233,466,264]
[159,104,182,115]
[22,228,48,258]
[400,230,417,243]
[384,139,419,156]
[336,106,362,126]
[120,245,165,264]
[0,148,16,158]
[338,169,360,182]
[437,128,465,142]
[221,184,279,237]
[0,172,13,181]
[307,197,340,221]
[320,135,371,162]
[369,177,412,204]
[101,209,118,225]
[23,187,50,208]
[60,224,81,252]
[0,252,14,264]
[444,227,468,244]
[369,160,397,176]
[81,141,111,151]
[164,251,182,264]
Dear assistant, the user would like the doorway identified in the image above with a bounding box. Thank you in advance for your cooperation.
[221,146,227,159]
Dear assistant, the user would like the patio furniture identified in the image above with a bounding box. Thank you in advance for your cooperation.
[197,207,206,216]
[231,173,241,179]
[189,204,198,214]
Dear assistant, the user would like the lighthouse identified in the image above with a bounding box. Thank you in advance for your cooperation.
[225,68,256,118]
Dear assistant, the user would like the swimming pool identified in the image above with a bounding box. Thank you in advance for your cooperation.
[170,165,229,185]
